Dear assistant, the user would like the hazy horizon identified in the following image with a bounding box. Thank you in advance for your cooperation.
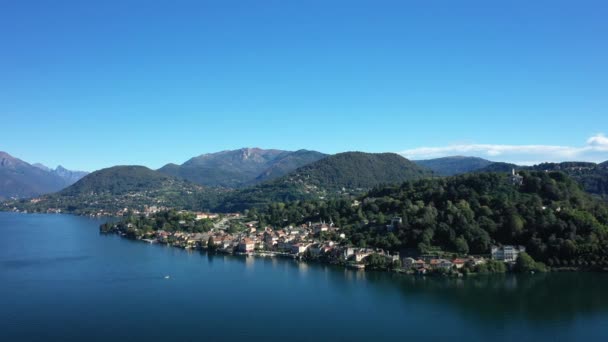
[2,146,607,173]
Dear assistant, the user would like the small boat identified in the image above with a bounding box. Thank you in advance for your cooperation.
[164,275,170,279]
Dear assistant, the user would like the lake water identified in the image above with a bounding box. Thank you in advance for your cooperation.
[1,212,608,341]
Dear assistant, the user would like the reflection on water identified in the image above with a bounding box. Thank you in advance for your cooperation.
[227,252,608,324]
[2,212,608,341]
[245,255,255,270]
[105,237,608,326]
[297,261,309,274]
[362,271,608,323]
[195,249,608,324]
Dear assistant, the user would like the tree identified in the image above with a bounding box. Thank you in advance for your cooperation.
[454,236,469,255]
[515,252,547,273]
[364,254,390,270]
[477,260,507,274]
[207,237,216,252]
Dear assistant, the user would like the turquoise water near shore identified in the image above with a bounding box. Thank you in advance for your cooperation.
[1,212,608,341]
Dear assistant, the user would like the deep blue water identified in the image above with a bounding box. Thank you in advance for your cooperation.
[1,212,608,341]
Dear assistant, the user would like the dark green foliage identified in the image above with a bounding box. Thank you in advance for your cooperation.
[477,161,608,200]
[286,152,432,190]
[415,156,493,176]
[476,162,521,173]
[61,166,173,195]
[528,162,608,201]
[101,210,215,235]
[514,252,548,273]
[364,253,393,270]
[474,260,507,274]
[255,171,608,268]
[207,236,216,251]
[217,152,432,212]
[216,182,311,212]
[5,166,225,215]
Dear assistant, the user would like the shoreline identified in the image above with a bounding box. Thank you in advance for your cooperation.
[101,229,599,276]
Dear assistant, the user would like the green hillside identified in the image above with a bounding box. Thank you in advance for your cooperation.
[414,156,493,176]
[216,152,432,211]
[5,166,224,215]
[255,171,608,268]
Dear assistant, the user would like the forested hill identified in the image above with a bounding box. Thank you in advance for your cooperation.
[527,162,608,200]
[5,166,224,215]
[476,162,521,173]
[61,166,175,195]
[216,152,432,212]
[414,156,493,176]
[253,149,329,183]
[285,152,432,189]
[475,161,608,200]
[255,171,608,268]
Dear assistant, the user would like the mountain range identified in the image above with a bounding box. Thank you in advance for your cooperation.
[216,152,432,211]
[158,148,327,187]
[5,151,431,214]
[2,148,608,214]
[0,151,88,200]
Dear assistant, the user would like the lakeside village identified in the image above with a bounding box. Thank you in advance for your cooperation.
[100,208,526,275]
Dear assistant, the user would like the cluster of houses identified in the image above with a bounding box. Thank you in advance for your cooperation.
[195,212,220,220]
[400,245,525,274]
[401,256,486,274]
[117,211,528,273]
[133,220,402,266]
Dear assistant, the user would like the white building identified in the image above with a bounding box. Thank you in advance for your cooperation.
[491,245,525,262]
[509,169,524,186]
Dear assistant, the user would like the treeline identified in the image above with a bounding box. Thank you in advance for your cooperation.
[100,210,215,237]
[478,161,608,200]
[7,187,223,216]
[252,171,608,268]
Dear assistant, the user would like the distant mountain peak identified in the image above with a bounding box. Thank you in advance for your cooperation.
[0,151,24,167]
[33,163,51,172]
[0,152,89,200]
[159,148,326,188]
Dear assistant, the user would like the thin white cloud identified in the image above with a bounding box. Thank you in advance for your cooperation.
[587,134,608,151]
[400,134,608,164]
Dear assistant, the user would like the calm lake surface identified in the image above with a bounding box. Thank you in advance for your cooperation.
[1,212,608,341]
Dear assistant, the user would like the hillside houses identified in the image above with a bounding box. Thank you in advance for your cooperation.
[103,211,505,275]
[238,238,255,253]
[195,212,219,220]
[402,256,487,273]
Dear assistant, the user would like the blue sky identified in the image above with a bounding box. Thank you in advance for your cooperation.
[1,0,607,171]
